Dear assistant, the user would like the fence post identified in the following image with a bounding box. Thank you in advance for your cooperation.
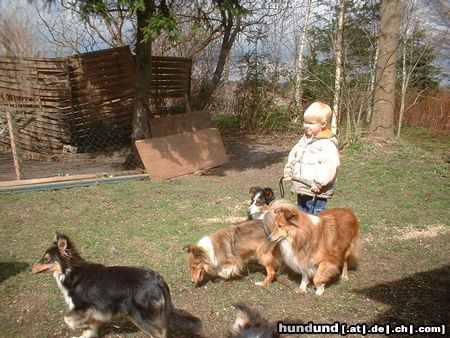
[6,111,23,180]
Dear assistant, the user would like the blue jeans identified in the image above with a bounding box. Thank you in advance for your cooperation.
[297,194,327,215]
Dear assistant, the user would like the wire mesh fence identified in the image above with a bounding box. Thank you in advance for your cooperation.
[0,47,193,183]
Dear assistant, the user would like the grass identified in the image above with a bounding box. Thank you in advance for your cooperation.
[0,127,449,337]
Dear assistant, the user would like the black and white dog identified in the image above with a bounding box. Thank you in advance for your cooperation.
[33,233,201,338]
[248,187,275,220]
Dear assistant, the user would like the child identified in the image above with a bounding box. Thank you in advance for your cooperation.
[283,101,340,215]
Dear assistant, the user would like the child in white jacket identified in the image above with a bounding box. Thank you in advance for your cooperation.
[283,101,340,214]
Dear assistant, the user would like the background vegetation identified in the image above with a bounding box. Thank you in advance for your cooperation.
[1,0,448,142]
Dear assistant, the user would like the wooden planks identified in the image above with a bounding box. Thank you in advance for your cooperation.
[0,55,72,155]
[149,111,212,138]
[67,47,135,151]
[0,46,195,160]
[150,56,192,115]
[135,128,228,181]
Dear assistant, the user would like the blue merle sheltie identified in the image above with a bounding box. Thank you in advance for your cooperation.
[32,233,201,338]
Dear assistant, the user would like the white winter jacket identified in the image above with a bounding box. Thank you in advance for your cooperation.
[283,129,340,199]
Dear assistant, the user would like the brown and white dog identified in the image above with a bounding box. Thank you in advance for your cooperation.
[184,220,281,287]
[265,201,359,296]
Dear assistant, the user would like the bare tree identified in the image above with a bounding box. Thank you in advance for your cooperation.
[365,41,379,123]
[293,0,313,118]
[370,0,401,139]
[331,0,345,134]
[35,0,134,56]
[0,4,40,56]
[190,1,289,111]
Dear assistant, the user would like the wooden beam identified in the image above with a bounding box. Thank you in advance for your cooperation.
[6,111,23,180]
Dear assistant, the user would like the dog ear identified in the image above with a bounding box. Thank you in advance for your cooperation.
[263,188,275,200]
[230,303,254,333]
[274,207,298,227]
[53,231,62,244]
[56,236,69,256]
[183,245,205,260]
[277,206,297,220]
[249,186,260,195]
[183,245,193,253]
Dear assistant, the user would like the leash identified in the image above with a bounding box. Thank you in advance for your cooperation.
[278,177,285,198]
[279,176,317,203]
[279,176,305,198]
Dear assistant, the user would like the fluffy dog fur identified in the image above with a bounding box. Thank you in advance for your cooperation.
[184,220,281,287]
[248,187,275,220]
[228,303,279,338]
[32,233,201,338]
[265,201,359,295]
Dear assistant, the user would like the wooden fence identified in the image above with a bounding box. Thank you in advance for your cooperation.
[150,56,192,115]
[0,46,193,157]
[67,47,135,153]
[0,56,72,155]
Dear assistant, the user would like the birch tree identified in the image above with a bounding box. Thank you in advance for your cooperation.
[365,41,379,123]
[331,0,345,134]
[293,0,313,118]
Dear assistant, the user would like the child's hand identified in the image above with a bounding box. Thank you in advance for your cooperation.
[283,177,292,182]
[311,184,321,193]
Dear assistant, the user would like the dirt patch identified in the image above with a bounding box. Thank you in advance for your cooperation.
[0,149,134,182]
[0,131,296,183]
[203,216,247,225]
[395,224,449,240]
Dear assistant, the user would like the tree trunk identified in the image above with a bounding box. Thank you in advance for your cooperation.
[369,0,401,139]
[331,0,345,134]
[192,11,241,111]
[397,37,408,137]
[132,0,154,142]
[127,0,154,168]
[293,0,313,118]
[366,41,379,123]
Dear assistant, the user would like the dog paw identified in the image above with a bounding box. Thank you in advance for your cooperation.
[341,274,349,281]
[295,287,307,294]
[255,281,267,286]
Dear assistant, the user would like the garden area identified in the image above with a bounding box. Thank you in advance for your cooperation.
[0,126,448,337]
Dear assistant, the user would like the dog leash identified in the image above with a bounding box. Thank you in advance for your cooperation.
[278,177,285,198]
[279,176,317,202]
[279,176,308,198]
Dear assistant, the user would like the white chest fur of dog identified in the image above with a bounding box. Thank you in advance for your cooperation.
[279,239,316,279]
[54,271,75,310]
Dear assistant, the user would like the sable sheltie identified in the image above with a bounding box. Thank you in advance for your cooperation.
[32,233,201,338]
[265,202,359,296]
[228,303,279,338]
[184,220,281,287]
[248,187,276,220]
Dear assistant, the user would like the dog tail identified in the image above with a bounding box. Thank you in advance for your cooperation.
[169,309,202,333]
[347,237,359,269]
[160,279,202,333]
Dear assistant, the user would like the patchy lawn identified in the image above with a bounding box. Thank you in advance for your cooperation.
[0,127,449,337]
